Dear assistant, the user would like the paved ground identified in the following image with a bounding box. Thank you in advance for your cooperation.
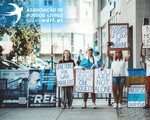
[0,100,150,120]
[116,102,150,120]
[0,99,117,120]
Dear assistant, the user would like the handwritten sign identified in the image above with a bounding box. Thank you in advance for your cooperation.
[75,69,93,93]
[94,69,112,93]
[128,85,145,108]
[109,23,129,50]
[56,63,74,87]
[142,25,150,48]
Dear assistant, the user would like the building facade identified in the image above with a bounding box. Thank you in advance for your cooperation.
[94,0,150,68]
[0,0,94,63]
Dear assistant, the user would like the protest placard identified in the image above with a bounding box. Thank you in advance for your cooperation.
[142,25,150,48]
[109,23,129,50]
[55,62,74,87]
[128,84,145,108]
[75,69,94,93]
[94,69,112,93]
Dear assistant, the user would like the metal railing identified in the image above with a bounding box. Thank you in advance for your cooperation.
[56,87,128,107]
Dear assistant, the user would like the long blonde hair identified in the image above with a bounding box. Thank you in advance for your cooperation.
[62,50,71,62]
[115,50,123,61]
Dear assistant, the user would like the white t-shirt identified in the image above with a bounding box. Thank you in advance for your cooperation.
[146,58,150,76]
[111,57,126,76]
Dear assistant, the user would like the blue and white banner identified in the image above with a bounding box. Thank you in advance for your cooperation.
[79,56,104,69]
[0,70,29,107]
[29,69,56,107]
[0,1,67,29]
[128,85,145,108]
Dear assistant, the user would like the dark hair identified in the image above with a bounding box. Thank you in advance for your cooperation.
[115,50,123,61]
[62,50,71,62]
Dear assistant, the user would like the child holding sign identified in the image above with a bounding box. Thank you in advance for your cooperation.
[79,47,104,109]
[139,42,150,108]
[58,50,75,109]
[107,42,131,109]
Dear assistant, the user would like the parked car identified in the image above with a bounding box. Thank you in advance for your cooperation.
[30,58,50,69]
[0,59,20,69]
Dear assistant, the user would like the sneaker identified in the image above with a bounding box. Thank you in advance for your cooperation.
[81,102,86,108]
[92,103,96,109]
[118,103,122,109]
[113,103,118,109]
[61,106,65,109]
[70,105,73,109]
[61,104,66,109]
[68,105,73,109]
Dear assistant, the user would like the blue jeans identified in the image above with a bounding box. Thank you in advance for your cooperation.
[113,76,126,85]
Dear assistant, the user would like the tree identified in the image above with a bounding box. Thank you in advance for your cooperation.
[0,0,41,62]
[0,45,3,59]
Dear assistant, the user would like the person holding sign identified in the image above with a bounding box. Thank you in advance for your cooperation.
[139,42,150,108]
[79,47,104,109]
[107,42,131,109]
[58,50,75,109]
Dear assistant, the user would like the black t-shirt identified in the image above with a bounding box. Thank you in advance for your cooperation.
[59,59,75,66]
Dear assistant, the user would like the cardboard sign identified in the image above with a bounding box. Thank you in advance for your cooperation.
[56,63,74,87]
[94,69,112,93]
[109,23,129,50]
[142,25,150,49]
[75,69,94,93]
[128,84,145,108]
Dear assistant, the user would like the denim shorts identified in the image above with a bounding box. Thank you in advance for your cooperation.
[113,76,126,85]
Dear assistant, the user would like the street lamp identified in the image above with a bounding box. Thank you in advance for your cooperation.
[51,14,53,69]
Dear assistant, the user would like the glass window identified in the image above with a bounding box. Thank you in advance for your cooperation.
[64,33,71,50]
[63,0,78,6]
[101,0,107,11]
[101,23,109,68]
[44,0,47,6]
[74,34,84,53]
[41,33,48,41]
[73,0,77,6]
[83,1,91,19]
[48,0,52,6]
[43,0,53,6]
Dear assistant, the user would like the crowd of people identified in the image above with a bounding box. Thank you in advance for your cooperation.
[56,42,150,109]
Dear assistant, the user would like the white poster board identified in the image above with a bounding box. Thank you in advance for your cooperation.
[142,25,150,48]
[75,69,94,93]
[128,84,145,108]
[56,63,74,87]
[109,23,129,50]
[94,69,112,93]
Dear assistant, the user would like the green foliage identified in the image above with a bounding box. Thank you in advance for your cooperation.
[0,45,3,59]
[0,0,41,61]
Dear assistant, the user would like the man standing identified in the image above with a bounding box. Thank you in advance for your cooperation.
[139,42,150,108]
[79,47,104,108]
